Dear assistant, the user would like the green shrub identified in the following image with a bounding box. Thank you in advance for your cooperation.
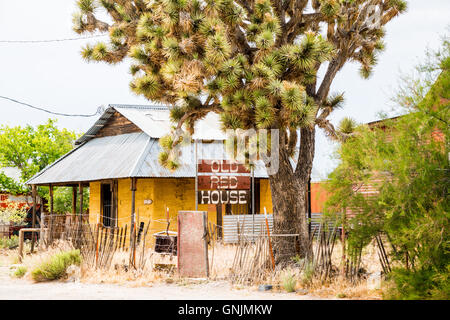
[0,235,19,249]
[281,271,297,293]
[31,250,81,282]
[301,261,315,286]
[13,266,27,278]
[384,267,450,300]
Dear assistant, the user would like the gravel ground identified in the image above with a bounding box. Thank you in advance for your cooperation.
[0,266,327,300]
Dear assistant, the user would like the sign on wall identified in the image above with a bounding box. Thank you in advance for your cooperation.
[197,175,250,190]
[197,159,250,174]
[197,159,250,205]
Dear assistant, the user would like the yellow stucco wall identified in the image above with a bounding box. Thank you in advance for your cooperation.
[89,182,101,223]
[89,178,216,232]
[89,177,273,237]
[259,179,273,213]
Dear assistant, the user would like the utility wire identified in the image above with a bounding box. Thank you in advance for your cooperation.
[0,34,107,44]
[0,95,104,117]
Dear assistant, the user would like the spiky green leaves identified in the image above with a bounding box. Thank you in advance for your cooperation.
[158,133,182,170]
[358,49,378,79]
[170,106,185,122]
[205,33,232,66]
[158,134,180,171]
[319,0,341,18]
[130,74,161,99]
[283,96,317,129]
[281,34,334,72]
[256,30,275,49]
[81,42,109,61]
[385,0,408,13]
[338,117,357,135]
[158,150,170,166]
[136,13,165,40]
[255,97,275,129]
[163,37,181,59]
[220,113,243,130]
[72,0,406,169]
[326,92,345,110]
[76,0,97,13]
[159,134,174,150]
[281,82,305,110]
[129,45,149,64]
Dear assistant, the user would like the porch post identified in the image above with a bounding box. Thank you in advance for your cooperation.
[130,178,137,246]
[31,185,37,253]
[48,184,53,244]
[78,182,84,223]
[72,186,77,215]
[49,184,54,215]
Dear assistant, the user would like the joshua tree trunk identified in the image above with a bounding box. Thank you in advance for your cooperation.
[268,127,315,265]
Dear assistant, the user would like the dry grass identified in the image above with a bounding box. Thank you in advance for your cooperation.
[1,237,386,299]
[208,242,237,279]
[301,276,382,299]
[81,249,176,287]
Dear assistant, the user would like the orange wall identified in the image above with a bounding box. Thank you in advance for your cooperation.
[311,182,329,213]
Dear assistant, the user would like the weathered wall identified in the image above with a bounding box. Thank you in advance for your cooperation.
[89,178,217,234]
[88,182,101,223]
[310,182,330,213]
[89,177,274,230]
[259,179,273,213]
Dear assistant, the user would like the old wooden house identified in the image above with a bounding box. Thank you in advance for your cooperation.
[26,105,275,240]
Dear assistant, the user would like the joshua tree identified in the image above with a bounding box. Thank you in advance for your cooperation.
[73,0,407,264]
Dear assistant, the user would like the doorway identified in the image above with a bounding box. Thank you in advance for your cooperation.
[101,183,113,227]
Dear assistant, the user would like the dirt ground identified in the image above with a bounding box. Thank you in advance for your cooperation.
[0,266,329,300]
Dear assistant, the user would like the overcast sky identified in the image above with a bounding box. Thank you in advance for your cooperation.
[0,1,449,181]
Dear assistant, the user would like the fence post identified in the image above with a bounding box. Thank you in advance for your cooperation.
[40,212,46,248]
[18,229,24,262]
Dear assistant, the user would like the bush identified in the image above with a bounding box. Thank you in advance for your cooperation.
[31,250,81,282]
[0,235,19,249]
[0,200,27,225]
[281,271,297,293]
[384,268,450,300]
[13,266,27,278]
[301,261,315,286]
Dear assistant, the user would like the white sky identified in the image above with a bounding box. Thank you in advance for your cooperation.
[0,1,449,181]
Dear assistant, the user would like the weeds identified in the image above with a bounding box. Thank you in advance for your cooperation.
[281,271,297,292]
[12,266,27,278]
[0,236,19,249]
[31,249,81,282]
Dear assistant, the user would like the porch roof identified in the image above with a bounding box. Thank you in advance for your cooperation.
[26,132,271,186]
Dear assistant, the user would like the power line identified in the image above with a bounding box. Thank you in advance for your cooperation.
[0,95,104,117]
[0,34,107,44]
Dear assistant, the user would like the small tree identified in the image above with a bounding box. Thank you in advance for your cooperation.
[73,0,406,263]
[0,119,79,210]
[0,171,27,195]
[325,37,449,299]
[0,119,77,184]
[42,187,90,214]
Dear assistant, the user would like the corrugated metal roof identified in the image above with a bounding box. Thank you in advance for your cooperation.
[27,132,151,185]
[26,132,270,185]
[75,104,226,145]
[135,139,269,178]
